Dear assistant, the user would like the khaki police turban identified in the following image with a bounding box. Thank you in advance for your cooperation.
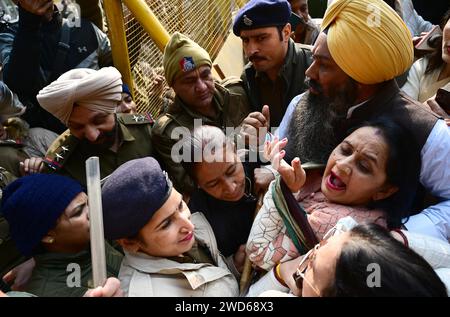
[37,67,123,125]
[321,0,413,84]
[163,32,212,87]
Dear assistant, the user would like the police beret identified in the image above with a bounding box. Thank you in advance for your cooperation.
[102,157,173,240]
[233,0,292,36]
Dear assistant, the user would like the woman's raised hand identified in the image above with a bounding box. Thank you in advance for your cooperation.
[264,134,306,193]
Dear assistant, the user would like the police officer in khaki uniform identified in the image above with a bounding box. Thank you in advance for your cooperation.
[0,167,23,288]
[22,67,154,186]
[152,32,250,194]
[0,138,28,178]
[0,82,29,178]
[0,81,26,288]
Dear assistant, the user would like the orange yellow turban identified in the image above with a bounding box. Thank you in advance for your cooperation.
[321,0,413,84]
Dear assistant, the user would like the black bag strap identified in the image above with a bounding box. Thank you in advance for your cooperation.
[49,19,71,82]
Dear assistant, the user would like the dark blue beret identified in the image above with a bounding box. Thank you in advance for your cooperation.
[1,174,83,256]
[233,0,292,36]
[122,83,131,96]
[102,157,173,240]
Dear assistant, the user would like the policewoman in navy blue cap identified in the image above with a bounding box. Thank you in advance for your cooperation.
[1,174,122,297]
[233,0,311,142]
[101,157,239,297]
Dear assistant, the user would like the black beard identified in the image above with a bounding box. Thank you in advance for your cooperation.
[80,119,118,151]
[284,84,358,164]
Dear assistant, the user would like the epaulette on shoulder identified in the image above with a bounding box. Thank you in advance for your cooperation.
[220,76,243,88]
[0,167,17,190]
[44,130,79,172]
[152,113,175,135]
[117,113,154,125]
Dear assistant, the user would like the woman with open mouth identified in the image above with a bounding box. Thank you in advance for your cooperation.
[247,117,422,271]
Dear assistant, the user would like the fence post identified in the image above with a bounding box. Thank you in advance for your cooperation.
[103,0,134,96]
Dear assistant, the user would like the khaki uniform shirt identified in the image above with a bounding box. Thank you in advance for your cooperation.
[0,140,28,177]
[0,167,22,278]
[44,113,153,186]
[152,79,250,194]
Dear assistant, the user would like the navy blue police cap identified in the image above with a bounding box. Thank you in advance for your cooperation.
[233,0,292,36]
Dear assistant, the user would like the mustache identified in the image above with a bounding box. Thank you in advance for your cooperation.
[249,54,267,63]
[306,78,323,94]
[95,129,115,143]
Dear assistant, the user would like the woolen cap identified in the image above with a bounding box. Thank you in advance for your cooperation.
[1,174,83,256]
[163,32,212,86]
[102,157,173,240]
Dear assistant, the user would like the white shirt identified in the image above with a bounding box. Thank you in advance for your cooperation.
[277,94,450,241]
[275,93,303,139]
[401,58,450,103]
[404,120,450,241]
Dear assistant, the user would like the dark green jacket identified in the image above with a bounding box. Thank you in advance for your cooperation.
[25,243,123,297]
[0,167,22,278]
[44,113,153,186]
[0,141,28,177]
[241,39,312,127]
[152,79,250,194]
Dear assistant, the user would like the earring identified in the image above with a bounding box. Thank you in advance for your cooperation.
[44,237,55,244]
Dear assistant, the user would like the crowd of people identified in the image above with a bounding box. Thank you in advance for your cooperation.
[0,0,449,297]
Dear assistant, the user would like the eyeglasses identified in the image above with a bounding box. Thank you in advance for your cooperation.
[292,226,337,296]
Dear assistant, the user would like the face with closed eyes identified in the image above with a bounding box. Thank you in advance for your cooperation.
[321,126,398,206]
[116,93,137,114]
[193,146,246,202]
[172,65,215,114]
[43,192,90,253]
[67,106,116,144]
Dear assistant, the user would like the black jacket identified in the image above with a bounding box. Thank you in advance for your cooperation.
[0,6,111,133]
[241,39,312,127]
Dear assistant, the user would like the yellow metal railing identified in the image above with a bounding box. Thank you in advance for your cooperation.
[103,0,133,95]
[103,0,247,117]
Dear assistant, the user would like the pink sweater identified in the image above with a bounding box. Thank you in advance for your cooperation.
[246,183,386,270]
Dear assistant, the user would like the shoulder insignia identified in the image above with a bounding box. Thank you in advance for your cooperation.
[152,113,175,135]
[0,167,17,190]
[44,131,79,172]
[220,76,243,88]
[118,113,153,125]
